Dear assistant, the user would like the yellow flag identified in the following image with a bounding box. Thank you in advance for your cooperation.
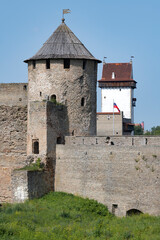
[63,9,71,14]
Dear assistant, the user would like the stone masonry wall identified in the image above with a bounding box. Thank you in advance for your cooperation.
[28,59,97,136]
[0,83,28,106]
[27,101,69,192]
[65,136,160,147]
[97,113,123,136]
[0,105,27,203]
[55,136,160,217]
[11,170,51,203]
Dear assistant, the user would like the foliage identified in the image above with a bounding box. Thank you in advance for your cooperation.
[17,158,44,171]
[0,192,160,239]
[49,98,63,106]
[134,125,144,135]
[145,125,160,135]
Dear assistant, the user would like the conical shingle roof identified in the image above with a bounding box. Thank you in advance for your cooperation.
[24,22,101,63]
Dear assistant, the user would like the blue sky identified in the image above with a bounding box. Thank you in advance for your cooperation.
[1,0,160,130]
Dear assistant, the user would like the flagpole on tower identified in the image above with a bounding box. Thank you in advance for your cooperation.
[62,9,71,22]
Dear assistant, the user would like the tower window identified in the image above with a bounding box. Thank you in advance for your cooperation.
[51,94,56,101]
[23,85,27,90]
[64,59,70,69]
[112,72,115,79]
[83,60,86,70]
[33,60,36,69]
[57,136,64,144]
[46,59,50,69]
[81,97,85,106]
[32,140,39,154]
[40,92,42,96]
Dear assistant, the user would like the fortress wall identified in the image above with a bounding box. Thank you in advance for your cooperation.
[0,105,27,166]
[0,167,13,203]
[11,170,51,203]
[47,101,69,158]
[27,101,68,159]
[0,105,27,203]
[55,138,160,216]
[27,101,69,193]
[65,135,160,147]
[0,83,28,106]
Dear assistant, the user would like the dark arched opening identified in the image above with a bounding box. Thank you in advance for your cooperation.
[32,140,39,154]
[126,209,143,216]
[23,85,27,90]
[51,94,56,100]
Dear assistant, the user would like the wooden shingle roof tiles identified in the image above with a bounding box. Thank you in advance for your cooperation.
[24,22,101,63]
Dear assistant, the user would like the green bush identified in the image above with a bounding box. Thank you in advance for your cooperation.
[0,192,160,239]
[17,158,44,171]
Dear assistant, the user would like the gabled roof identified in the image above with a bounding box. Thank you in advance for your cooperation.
[24,21,101,63]
[99,62,134,82]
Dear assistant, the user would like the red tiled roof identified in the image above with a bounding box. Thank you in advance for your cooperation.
[99,62,134,82]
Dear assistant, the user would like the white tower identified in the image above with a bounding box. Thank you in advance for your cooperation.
[98,61,137,124]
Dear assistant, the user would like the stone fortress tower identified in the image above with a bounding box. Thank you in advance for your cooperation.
[25,18,101,140]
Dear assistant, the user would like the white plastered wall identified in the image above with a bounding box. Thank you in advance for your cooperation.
[101,87,133,121]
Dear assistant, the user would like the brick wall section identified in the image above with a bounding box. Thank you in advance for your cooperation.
[0,83,28,106]
[0,105,27,203]
[55,137,160,216]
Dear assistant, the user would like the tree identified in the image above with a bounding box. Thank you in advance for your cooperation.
[134,125,143,135]
[145,126,160,135]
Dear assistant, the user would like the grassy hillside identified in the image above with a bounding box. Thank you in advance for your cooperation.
[0,192,160,240]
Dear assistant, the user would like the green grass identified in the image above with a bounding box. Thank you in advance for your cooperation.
[0,192,160,240]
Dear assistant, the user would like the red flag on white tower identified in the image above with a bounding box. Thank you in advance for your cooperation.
[113,103,120,113]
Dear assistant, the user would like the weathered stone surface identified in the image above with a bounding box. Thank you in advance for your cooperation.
[11,170,52,203]
[0,83,28,106]
[0,105,27,203]
[28,59,97,136]
[55,136,160,217]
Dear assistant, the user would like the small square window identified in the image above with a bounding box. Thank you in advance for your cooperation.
[64,59,70,69]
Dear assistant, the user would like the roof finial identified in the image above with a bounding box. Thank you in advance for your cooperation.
[130,56,134,63]
[103,57,107,64]
[62,9,71,23]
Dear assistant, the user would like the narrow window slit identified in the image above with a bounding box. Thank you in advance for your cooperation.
[46,59,50,69]
[81,97,85,106]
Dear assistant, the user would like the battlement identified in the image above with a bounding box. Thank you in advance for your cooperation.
[65,135,160,147]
